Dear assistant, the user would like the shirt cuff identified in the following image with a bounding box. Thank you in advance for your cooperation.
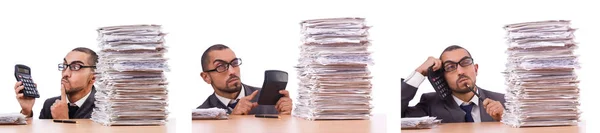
[405,71,426,88]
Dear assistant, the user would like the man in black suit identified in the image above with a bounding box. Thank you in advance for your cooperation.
[401,45,506,123]
[197,44,293,115]
[15,47,98,119]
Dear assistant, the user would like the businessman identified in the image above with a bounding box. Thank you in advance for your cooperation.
[401,45,506,123]
[197,44,293,115]
[15,47,98,119]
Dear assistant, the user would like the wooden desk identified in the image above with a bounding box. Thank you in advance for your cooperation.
[192,114,386,133]
[0,119,176,133]
[402,122,585,133]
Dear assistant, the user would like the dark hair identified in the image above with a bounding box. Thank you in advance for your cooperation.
[71,47,98,66]
[201,44,230,71]
[439,45,472,60]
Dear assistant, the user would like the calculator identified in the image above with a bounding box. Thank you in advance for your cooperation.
[258,70,288,105]
[427,65,450,99]
[14,64,39,98]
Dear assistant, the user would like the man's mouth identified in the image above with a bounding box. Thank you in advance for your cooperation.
[227,78,239,83]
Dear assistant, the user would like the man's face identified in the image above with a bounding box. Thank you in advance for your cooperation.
[202,49,242,93]
[440,49,478,94]
[62,51,95,95]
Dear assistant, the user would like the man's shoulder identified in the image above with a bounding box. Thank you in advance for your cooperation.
[42,96,61,106]
[420,92,444,101]
[198,93,218,108]
[480,88,505,97]
[242,83,261,91]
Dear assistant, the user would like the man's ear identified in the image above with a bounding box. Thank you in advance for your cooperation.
[88,71,96,85]
[474,64,479,76]
[200,72,211,84]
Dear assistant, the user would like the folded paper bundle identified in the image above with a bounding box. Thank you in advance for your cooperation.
[293,18,374,120]
[91,25,170,126]
[401,116,441,129]
[192,108,229,120]
[501,20,581,127]
[0,113,27,125]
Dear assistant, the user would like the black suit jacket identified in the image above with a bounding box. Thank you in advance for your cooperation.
[401,79,506,123]
[198,84,279,114]
[39,87,96,119]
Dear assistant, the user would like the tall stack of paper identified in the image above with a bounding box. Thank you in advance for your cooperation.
[293,18,373,120]
[501,20,580,127]
[92,25,170,126]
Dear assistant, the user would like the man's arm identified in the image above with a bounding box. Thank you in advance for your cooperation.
[401,71,430,117]
[39,98,54,119]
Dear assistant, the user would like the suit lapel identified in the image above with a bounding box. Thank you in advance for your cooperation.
[74,86,96,118]
[243,84,260,102]
[207,93,231,114]
[478,87,494,122]
[442,95,465,122]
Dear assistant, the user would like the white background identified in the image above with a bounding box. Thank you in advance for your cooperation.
[0,0,598,133]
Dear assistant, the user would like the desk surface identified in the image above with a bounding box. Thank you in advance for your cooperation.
[192,114,386,133]
[0,119,176,133]
[402,121,585,133]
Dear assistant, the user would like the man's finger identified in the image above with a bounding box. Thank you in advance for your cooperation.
[245,90,259,100]
[493,106,502,115]
[483,98,493,108]
[281,104,293,111]
[60,83,67,103]
[282,102,292,109]
[275,98,288,109]
[279,90,290,97]
[432,59,440,71]
[15,86,24,95]
[16,93,24,99]
[14,81,22,91]
[275,101,282,111]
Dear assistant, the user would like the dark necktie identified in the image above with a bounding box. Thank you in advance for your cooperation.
[459,102,475,122]
[228,99,239,109]
[68,103,79,118]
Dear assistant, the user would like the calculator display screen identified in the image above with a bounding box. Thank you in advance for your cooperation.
[17,68,30,74]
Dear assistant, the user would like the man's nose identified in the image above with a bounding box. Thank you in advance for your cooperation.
[226,65,237,75]
[62,68,71,79]
[456,65,466,75]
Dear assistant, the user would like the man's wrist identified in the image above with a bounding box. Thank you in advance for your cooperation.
[405,71,426,88]
[20,109,33,117]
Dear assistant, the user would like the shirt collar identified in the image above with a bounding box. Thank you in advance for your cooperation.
[452,89,479,106]
[215,85,246,106]
[66,90,91,107]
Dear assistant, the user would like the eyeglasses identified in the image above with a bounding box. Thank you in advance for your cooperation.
[58,63,96,71]
[443,57,474,72]
[204,58,242,73]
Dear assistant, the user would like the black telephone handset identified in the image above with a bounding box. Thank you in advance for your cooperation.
[257,70,288,105]
[14,64,40,98]
[426,65,451,99]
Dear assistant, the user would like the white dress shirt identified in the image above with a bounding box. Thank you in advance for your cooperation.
[405,71,482,122]
[215,86,246,111]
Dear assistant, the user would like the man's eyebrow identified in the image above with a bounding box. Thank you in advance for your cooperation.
[212,59,227,63]
[443,56,471,64]
[443,60,457,65]
[64,59,85,65]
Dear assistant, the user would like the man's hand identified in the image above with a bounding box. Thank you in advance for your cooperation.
[416,56,443,75]
[51,83,69,119]
[231,90,259,115]
[483,98,504,121]
[15,81,35,117]
[275,90,293,115]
